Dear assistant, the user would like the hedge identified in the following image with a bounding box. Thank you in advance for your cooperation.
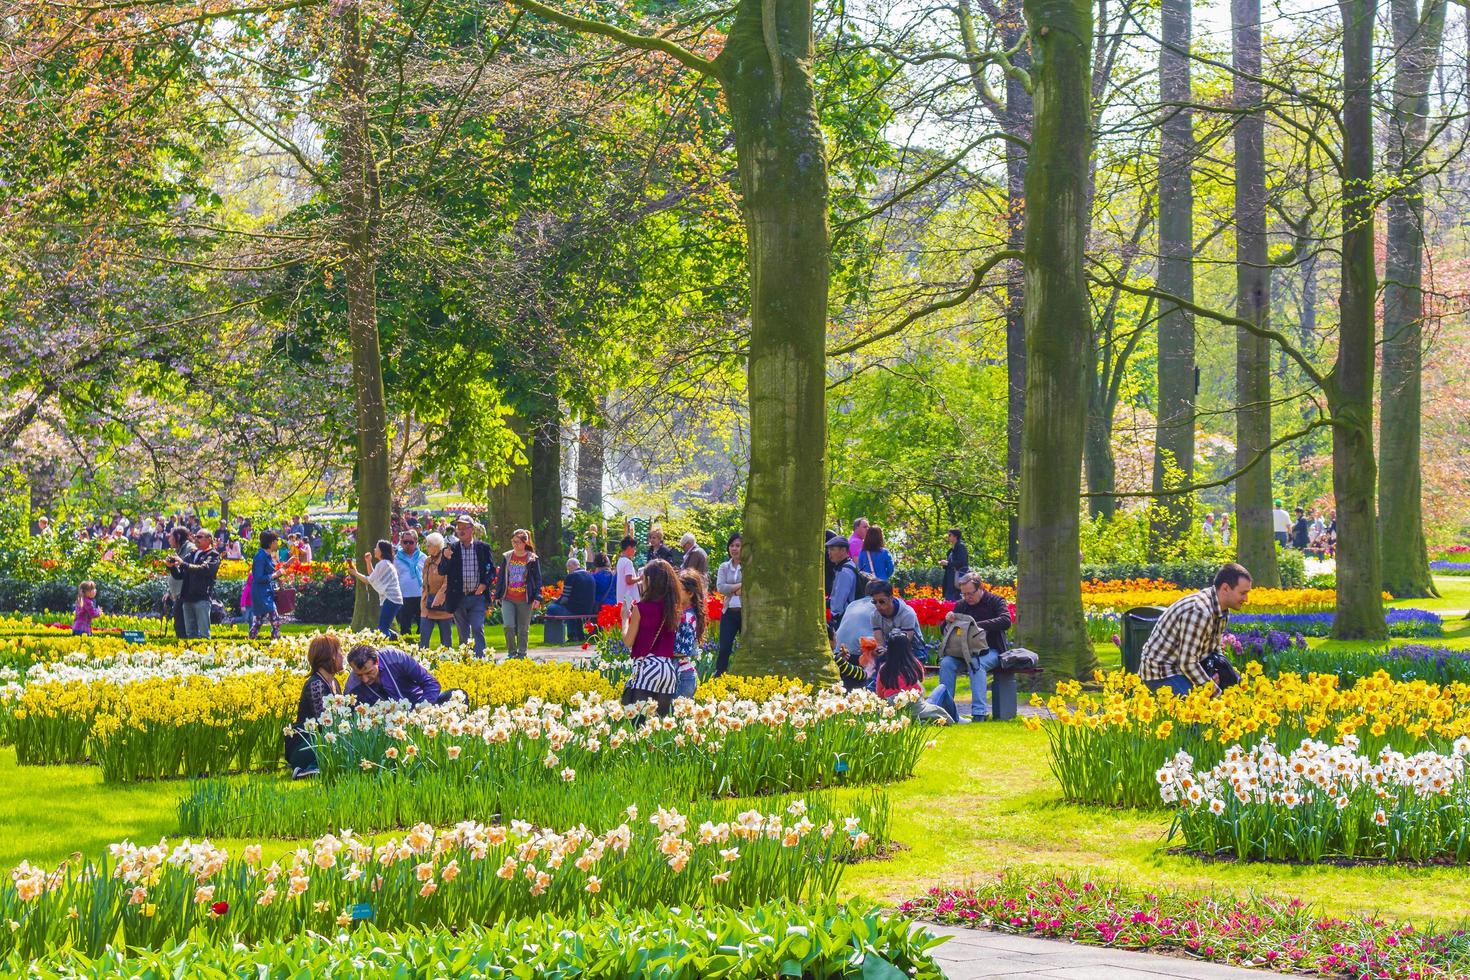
[0,575,354,624]
[890,550,1305,591]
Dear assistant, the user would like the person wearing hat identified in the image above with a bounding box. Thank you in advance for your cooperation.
[438,515,495,656]
[826,536,860,630]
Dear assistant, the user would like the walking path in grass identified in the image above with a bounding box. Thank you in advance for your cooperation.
[922,925,1298,980]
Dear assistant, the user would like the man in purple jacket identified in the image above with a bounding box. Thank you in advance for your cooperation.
[344,644,452,706]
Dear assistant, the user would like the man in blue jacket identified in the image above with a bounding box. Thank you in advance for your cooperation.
[345,644,453,706]
[545,558,598,641]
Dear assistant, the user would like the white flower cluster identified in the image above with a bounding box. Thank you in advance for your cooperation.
[1158,733,1470,815]
[308,685,913,763]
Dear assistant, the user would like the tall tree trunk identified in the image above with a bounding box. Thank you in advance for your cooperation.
[1330,0,1386,639]
[957,0,1030,562]
[1380,0,1445,598]
[339,2,392,630]
[1150,0,1196,553]
[529,404,563,561]
[1016,0,1097,683]
[488,413,534,557]
[1085,333,1116,520]
[717,0,836,684]
[576,401,606,515]
[1231,0,1279,587]
[1084,407,1117,519]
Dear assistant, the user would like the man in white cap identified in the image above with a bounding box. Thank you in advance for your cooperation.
[438,514,495,656]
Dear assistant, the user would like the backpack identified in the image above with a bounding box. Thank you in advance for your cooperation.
[998,647,1040,670]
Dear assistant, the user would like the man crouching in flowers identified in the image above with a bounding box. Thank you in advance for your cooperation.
[344,644,462,707]
[1138,563,1251,697]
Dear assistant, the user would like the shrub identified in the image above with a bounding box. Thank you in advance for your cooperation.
[889,554,1305,592]
[10,900,949,979]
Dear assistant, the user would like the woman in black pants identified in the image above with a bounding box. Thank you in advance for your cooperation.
[714,533,743,675]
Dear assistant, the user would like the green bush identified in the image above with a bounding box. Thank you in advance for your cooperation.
[891,553,1304,592]
[9,900,948,979]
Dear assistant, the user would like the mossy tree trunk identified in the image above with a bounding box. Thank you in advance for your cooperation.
[339,2,392,630]
[1015,0,1098,683]
[529,402,563,560]
[1329,0,1386,640]
[1379,0,1445,599]
[576,399,606,514]
[488,413,534,556]
[717,0,836,684]
[1230,0,1279,587]
[1150,0,1195,553]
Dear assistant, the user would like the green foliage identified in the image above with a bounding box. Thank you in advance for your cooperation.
[828,356,1010,565]
[10,900,949,980]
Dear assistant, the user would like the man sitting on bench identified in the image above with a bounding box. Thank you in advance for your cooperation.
[927,572,1011,723]
[1138,562,1253,696]
[545,558,598,642]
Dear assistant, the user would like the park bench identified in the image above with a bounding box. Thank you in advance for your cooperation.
[542,613,597,645]
[923,662,1044,721]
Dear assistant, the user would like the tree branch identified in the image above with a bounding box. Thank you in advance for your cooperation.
[827,249,1022,357]
[503,0,719,77]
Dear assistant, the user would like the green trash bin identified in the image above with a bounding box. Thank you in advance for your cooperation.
[1120,606,1165,674]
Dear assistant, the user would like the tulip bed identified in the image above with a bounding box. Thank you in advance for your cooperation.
[1160,736,1470,863]
[8,899,949,979]
[902,875,1470,979]
[179,688,930,838]
[1030,666,1470,808]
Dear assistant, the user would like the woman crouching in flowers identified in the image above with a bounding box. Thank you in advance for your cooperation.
[285,635,342,779]
[621,560,682,716]
[675,569,708,699]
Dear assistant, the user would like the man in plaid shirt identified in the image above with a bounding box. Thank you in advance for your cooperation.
[1139,563,1253,696]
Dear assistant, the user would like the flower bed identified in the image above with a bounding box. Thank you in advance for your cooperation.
[901,875,1470,979]
[1230,608,1444,638]
[179,688,931,838]
[8,900,949,978]
[1029,667,1470,808]
[2,646,624,781]
[0,800,878,960]
[1429,560,1470,576]
[1160,735,1470,863]
[1239,636,1470,687]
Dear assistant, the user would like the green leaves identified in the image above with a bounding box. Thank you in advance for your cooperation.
[10,901,948,979]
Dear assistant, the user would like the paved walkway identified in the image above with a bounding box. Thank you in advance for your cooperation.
[921,925,1298,979]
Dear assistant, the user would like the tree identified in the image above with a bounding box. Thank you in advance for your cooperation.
[1379,0,1446,599]
[1150,0,1196,551]
[1014,0,1098,682]
[1230,0,1281,587]
[507,0,838,683]
[954,0,1031,561]
[1329,0,1385,639]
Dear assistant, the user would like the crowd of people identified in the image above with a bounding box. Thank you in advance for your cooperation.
[1272,501,1338,557]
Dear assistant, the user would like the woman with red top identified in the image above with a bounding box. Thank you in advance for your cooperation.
[620,559,682,716]
[875,631,925,700]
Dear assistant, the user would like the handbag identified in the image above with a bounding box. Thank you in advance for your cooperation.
[998,648,1039,670]
[627,616,680,695]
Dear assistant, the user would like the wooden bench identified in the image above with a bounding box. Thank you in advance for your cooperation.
[923,663,1044,721]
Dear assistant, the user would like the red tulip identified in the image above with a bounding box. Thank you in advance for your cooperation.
[210,901,229,916]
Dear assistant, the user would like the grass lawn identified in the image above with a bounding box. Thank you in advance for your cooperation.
[8,720,1470,926]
